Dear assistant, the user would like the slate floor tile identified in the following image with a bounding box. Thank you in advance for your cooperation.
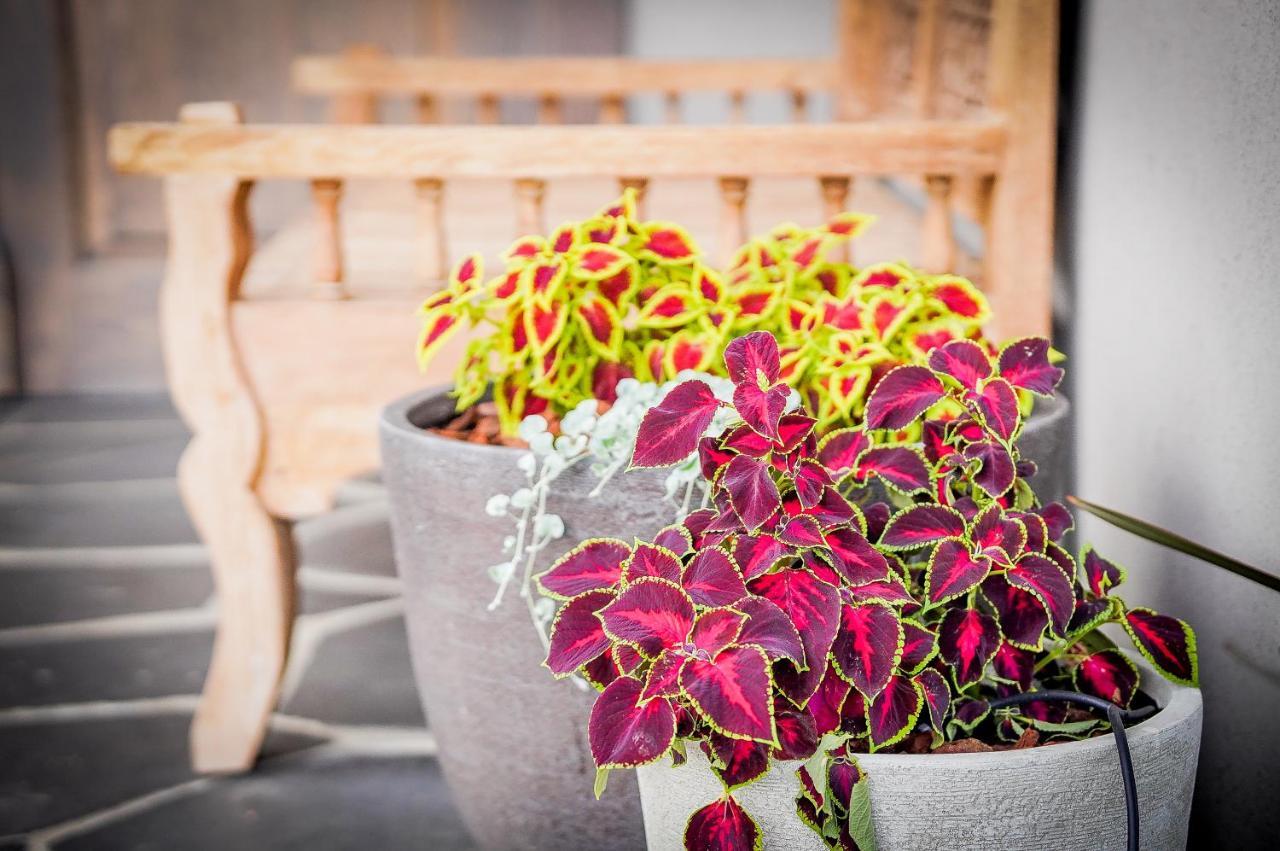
[56,755,476,851]
[295,502,396,578]
[0,565,212,629]
[281,616,424,728]
[0,480,198,548]
[0,715,195,835]
[0,419,188,485]
[0,631,212,709]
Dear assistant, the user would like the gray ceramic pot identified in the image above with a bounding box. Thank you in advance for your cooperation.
[379,386,1073,851]
[1018,394,1072,506]
[637,659,1202,850]
[380,387,669,851]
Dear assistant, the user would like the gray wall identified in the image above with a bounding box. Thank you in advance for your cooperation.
[1065,1,1280,845]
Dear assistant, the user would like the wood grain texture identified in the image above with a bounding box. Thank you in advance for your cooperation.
[293,55,838,96]
[109,120,1008,179]
[160,108,295,775]
[983,0,1058,339]
[234,297,468,519]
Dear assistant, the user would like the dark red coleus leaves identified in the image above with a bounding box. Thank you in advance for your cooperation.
[631,380,722,468]
[600,577,695,657]
[538,538,630,598]
[924,539,991,606]
[589,676,675,767]
[879,505,967,550]
[864,365,945,430]
[722,455,781,532]
[724,331,781,387]
[856,446,931,494]
[683,549,749,608]
[1124,608,1199,685]
[704,736,771,791]
[1073,648,1139,707]
[1006,553,1075,637]
[749,568,841,705]
[928,339,992,390]
[831,602,903,701]
[939,607,1000,688]
[684,795,760,851]
[545,589,614,676]
[682,644,776,744]
[868,674,923,750]
[997,337,1064,396]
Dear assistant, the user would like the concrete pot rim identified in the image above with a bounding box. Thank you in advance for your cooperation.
[381,384,525,461]
[850,657,1200,772]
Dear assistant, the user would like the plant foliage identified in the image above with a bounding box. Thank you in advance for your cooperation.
[538,331,1197,850]
[418,193,992,436]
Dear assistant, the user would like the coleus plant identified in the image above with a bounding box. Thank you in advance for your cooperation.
[537,331,1197,851]
[417,192,993,436]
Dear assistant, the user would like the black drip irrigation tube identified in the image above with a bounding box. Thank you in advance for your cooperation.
[987,690,1156,851]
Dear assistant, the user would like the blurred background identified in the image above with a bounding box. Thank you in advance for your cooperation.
[0,0,1277,848]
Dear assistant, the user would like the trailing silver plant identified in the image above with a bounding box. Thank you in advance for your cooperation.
[482,373,741,655]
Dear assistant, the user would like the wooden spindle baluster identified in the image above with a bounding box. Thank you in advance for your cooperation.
[514,178,546,237]
[718,176,749,267]
[415,94,439,124]
[974,174,996,230]
[819,175,853,264]
[477,94,501,124]
[618,177,648,219]
[310,178,346,298]
[729,91,746,124]
[664,91,681,124]
[790,89,809,123]
[922,174,956,272]
[332,44,382,125]
[599,94,626,124]
[911,0,945,120]
[414,178,447,286]
[538,94,563,125]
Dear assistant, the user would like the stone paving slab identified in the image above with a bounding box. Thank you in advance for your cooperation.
[0,394,468,848]
[294,501,398,579]
[0,479,198,548]
[0,419,188,485]
[55,754,475,851]
[0,630,214,709]
[0,564,212,629]
[281,615,425,729]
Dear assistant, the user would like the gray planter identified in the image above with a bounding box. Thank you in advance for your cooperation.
[380,387,670,851]
[1018,394,1072,506]
[637,659,1201,851]
[379,386,1074,851]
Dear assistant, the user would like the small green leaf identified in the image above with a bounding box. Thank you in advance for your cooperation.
[846,763,877,851]
[594,767,610,800]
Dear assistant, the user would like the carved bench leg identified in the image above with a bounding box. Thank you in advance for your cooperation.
[160,103,296,773]
[182,447,296,774]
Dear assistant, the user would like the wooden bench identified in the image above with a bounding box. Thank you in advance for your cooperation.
[108,0,1058,774]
